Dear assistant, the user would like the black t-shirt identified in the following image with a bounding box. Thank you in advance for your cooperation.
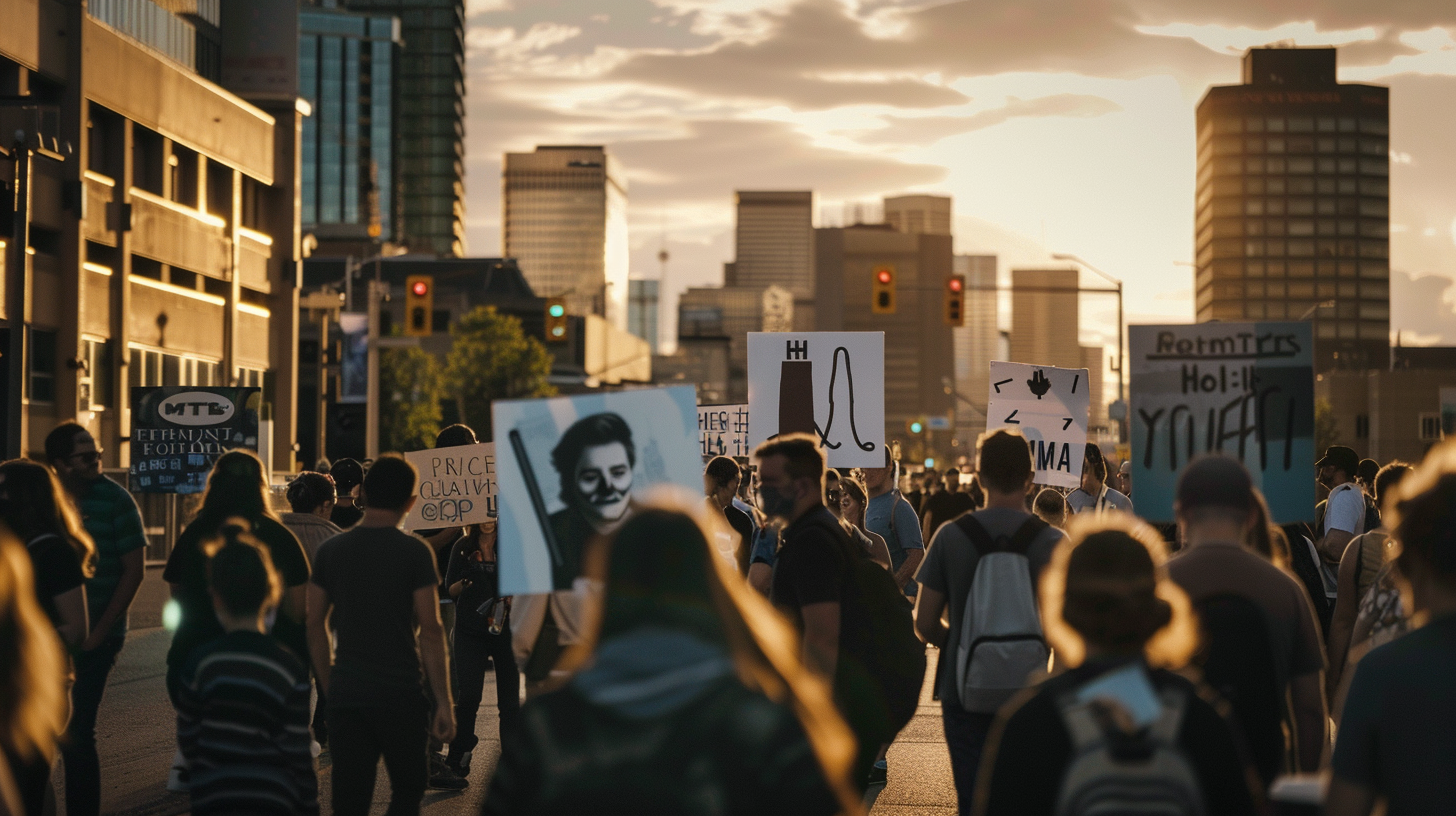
[164,516,311,669]
[330,503,364,530]
[25,534,86,629]
[723,505,756,574]
[312,525,440,707]
[770,507,874,669]
[444,530,505,637]
[921,490,970,536]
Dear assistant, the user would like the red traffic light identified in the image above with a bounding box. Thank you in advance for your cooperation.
[876,269,893,284]
[948,278,963,292]
[411,280,429,297]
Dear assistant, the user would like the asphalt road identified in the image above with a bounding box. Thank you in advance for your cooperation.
[72,628,957,815]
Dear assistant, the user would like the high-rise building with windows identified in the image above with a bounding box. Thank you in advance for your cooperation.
[1196,46,1390,371]
[628,278,660,354]
[885,194,952,237]
[953,254,998,444]
[344,0,465,257]
[298,5,400,254]
[502,145,629,327]
[728,191,814,329]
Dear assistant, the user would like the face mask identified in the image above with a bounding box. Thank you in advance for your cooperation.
[758,484,798,519]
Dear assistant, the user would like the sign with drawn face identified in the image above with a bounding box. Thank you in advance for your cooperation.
[985,361,1090,489]
[1130,322,1315,524]
[402,443,496,531]
[698,404,751,459]
[747,332,886,468]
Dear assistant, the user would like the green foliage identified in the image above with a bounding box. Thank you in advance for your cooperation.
[1315,397,1340,454]
[444,306,556,437]
[380,345,444,452]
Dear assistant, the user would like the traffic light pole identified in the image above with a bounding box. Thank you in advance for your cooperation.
[365,280,383,460]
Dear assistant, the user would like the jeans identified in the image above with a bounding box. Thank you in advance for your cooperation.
[62,633,126,816]
[328,700,429,816]
[941,701,997,816]
[448,627,521,759]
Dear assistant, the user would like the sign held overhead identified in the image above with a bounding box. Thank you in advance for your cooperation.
[747,332,886,468]
[985,361,1090,489]
[402,443,497,531]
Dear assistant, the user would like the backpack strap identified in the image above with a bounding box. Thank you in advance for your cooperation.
[954,513,1049,555]
[953,514,995,551]
[1008,516,1051,553]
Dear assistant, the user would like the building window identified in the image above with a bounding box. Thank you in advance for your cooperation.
[81,339,114,411]
[27,328,56,404]
[1355,414,1369,440]
[1420,413,1442,442]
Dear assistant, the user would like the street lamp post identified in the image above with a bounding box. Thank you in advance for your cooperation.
[1051,253,1125,442]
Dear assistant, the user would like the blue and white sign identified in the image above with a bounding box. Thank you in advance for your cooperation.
[985,361,1090,489]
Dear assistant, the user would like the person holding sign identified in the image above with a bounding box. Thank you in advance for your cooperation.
[1066,445,1133,516]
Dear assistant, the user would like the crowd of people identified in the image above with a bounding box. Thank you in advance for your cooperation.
[1,415,1455,816]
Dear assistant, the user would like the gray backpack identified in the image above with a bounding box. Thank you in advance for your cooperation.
[954,515,1050,712]
[1055,686,1205,816]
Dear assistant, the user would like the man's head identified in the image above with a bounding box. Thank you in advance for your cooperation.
[943,467,962,492]
[206,525,281,624]
[1081,444,1107,494]
[922,469,942,492]
[436,423,478,449]
[824,469,844,517]
[703,456,741,505]
[360,454,417,513]
[753,434,825,524]
[1356,458,1380,493]
[286,472,336,516]
[1316,445,1359,488]
[552,413,636,523]
[1372,461,1411,512]
[329,458,365,499]
[45,422,101,484]
[976,429,1034,498]
[1034,487,1067,528]
[1114,460,1132,495]
[860,446,896,494]
[1174,454,1256,540]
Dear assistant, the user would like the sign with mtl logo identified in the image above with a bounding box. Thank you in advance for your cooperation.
[985,361,1090,489]
[130,387,261,494]
[747,332,885,468]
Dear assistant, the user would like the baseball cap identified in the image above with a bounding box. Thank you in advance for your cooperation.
[1176,454,1254,513]
[1315,445,1360,476]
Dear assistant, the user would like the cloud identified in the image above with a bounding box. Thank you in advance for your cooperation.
[1392,270,1456,345]
[854,94,1123,145]
[1135,20,1382,54]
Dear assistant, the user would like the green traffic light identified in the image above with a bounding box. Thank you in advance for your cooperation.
[549,304,565,318]
[551,326,565,337]
[910,422,923,434]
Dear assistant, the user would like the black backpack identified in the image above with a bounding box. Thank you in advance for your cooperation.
[1193,593,1285,788]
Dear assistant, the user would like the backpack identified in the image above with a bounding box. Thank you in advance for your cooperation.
[1055,685,1205,816]
[953,515,1050,713]
[1192,594,1285,787]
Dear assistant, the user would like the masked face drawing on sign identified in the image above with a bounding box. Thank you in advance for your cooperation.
[546,413,638,588]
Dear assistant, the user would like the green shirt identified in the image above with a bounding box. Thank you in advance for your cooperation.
[76,475,148,638]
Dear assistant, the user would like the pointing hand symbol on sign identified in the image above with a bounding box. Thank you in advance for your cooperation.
[1028,370,1052,399]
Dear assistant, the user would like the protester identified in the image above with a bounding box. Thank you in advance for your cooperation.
[1355,458,1379,500]
[1245,492,1292,571]
[328,458,366,529]
[921,467,974,540]
[175,526,318,815]
[45,422,147,816]
[913,429,1064,812]
[904,470,925,515]
[0,460,95,648]
[1166,455,1325,788]
[838,476,893,570]
[861,449,925,594]
[1329,442,1456,815]
[443,514,519,779]
[1114,460,1132,499]
[282,472,341,562]
[1314,445,1367,604]
[307,454,455,816]
[1032,487,1067,530]
[0,527,68,816]
[1065,444,1133,515]
[482,502,857,815]
[975,515,1263,816]
[704,455,756,574]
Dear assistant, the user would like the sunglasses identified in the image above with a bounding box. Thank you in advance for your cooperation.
[826,489,842,502]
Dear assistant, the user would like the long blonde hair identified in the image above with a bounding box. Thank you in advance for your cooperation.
[0,523,68,763]
[560,490,862,815]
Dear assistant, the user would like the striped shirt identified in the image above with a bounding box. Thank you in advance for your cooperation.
[75,475,147,637]
[176,631,318,815]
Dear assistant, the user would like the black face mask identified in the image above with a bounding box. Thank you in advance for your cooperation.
[758,484,798,520]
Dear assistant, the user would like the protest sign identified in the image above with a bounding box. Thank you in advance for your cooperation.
[698,404,750,459]
[985,361,1090,489]
[746,332,885,468]
[402,443,496,531]
[129,387,261,494]
[493,386,701,595]
[1130,322,1315,523]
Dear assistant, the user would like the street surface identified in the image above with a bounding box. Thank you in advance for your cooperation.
[73,628,956,815]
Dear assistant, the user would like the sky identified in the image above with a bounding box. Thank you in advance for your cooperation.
[458,0,1456,353]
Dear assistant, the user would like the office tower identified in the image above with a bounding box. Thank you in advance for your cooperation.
[815,225,954,449]
[1010,268,1082,370]
[345,0,465,257]
[677,285,793,403]
[953,255,998,444]
[298,6,400,255]
[730,191,814,329]
[502,145,630,327]
[885,194,952,237]
[628,279,660,354]
[1196,46,1389,371]
[1081,344,1106,429]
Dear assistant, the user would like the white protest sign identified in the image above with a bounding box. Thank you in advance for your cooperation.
[747,332,885,468]
[985,361,1090,489]
[403,443,497,530]
[698,404,750,458]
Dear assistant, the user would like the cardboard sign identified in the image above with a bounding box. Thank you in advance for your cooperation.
[698,404,750,459]
[402,443,497,531]
[746,332,886,468]
[493,386,701,595]
[1130,322,1315,524]
[985,361,1090,489]
[129,387,261,494]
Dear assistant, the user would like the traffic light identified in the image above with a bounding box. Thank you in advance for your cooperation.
[871,265,896,314]
[907,418,924,435]
[545,297,568,342]
[944,274,966,326]
[404,275,433,336]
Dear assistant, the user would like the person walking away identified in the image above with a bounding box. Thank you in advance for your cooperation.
[44,422,146,816]
[0,528,69,816]
[704,456,756,574]
[1313,446,1367,611]
[280,471,342,747]
[839,476,893,570]
[862,450,925,595]
[913,429,1065,813]
[904,470,924,515]
[328,458,366,529]
[482,502,858,815]
[1329,441,1456,816]
[922,467,973,540]
[1355,458,1379,500]
[1065,444,1133,515]
[175,526,317,815]
[442,514,519,779]
[1166,455,1325,789]
[1032,487,1067,530]
[307,455,454,816]
[975,515,1263,815]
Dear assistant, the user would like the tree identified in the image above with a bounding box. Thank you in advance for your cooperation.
[444,306,556,438]
[1315,397,1340,454]
[379,345,444,452]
